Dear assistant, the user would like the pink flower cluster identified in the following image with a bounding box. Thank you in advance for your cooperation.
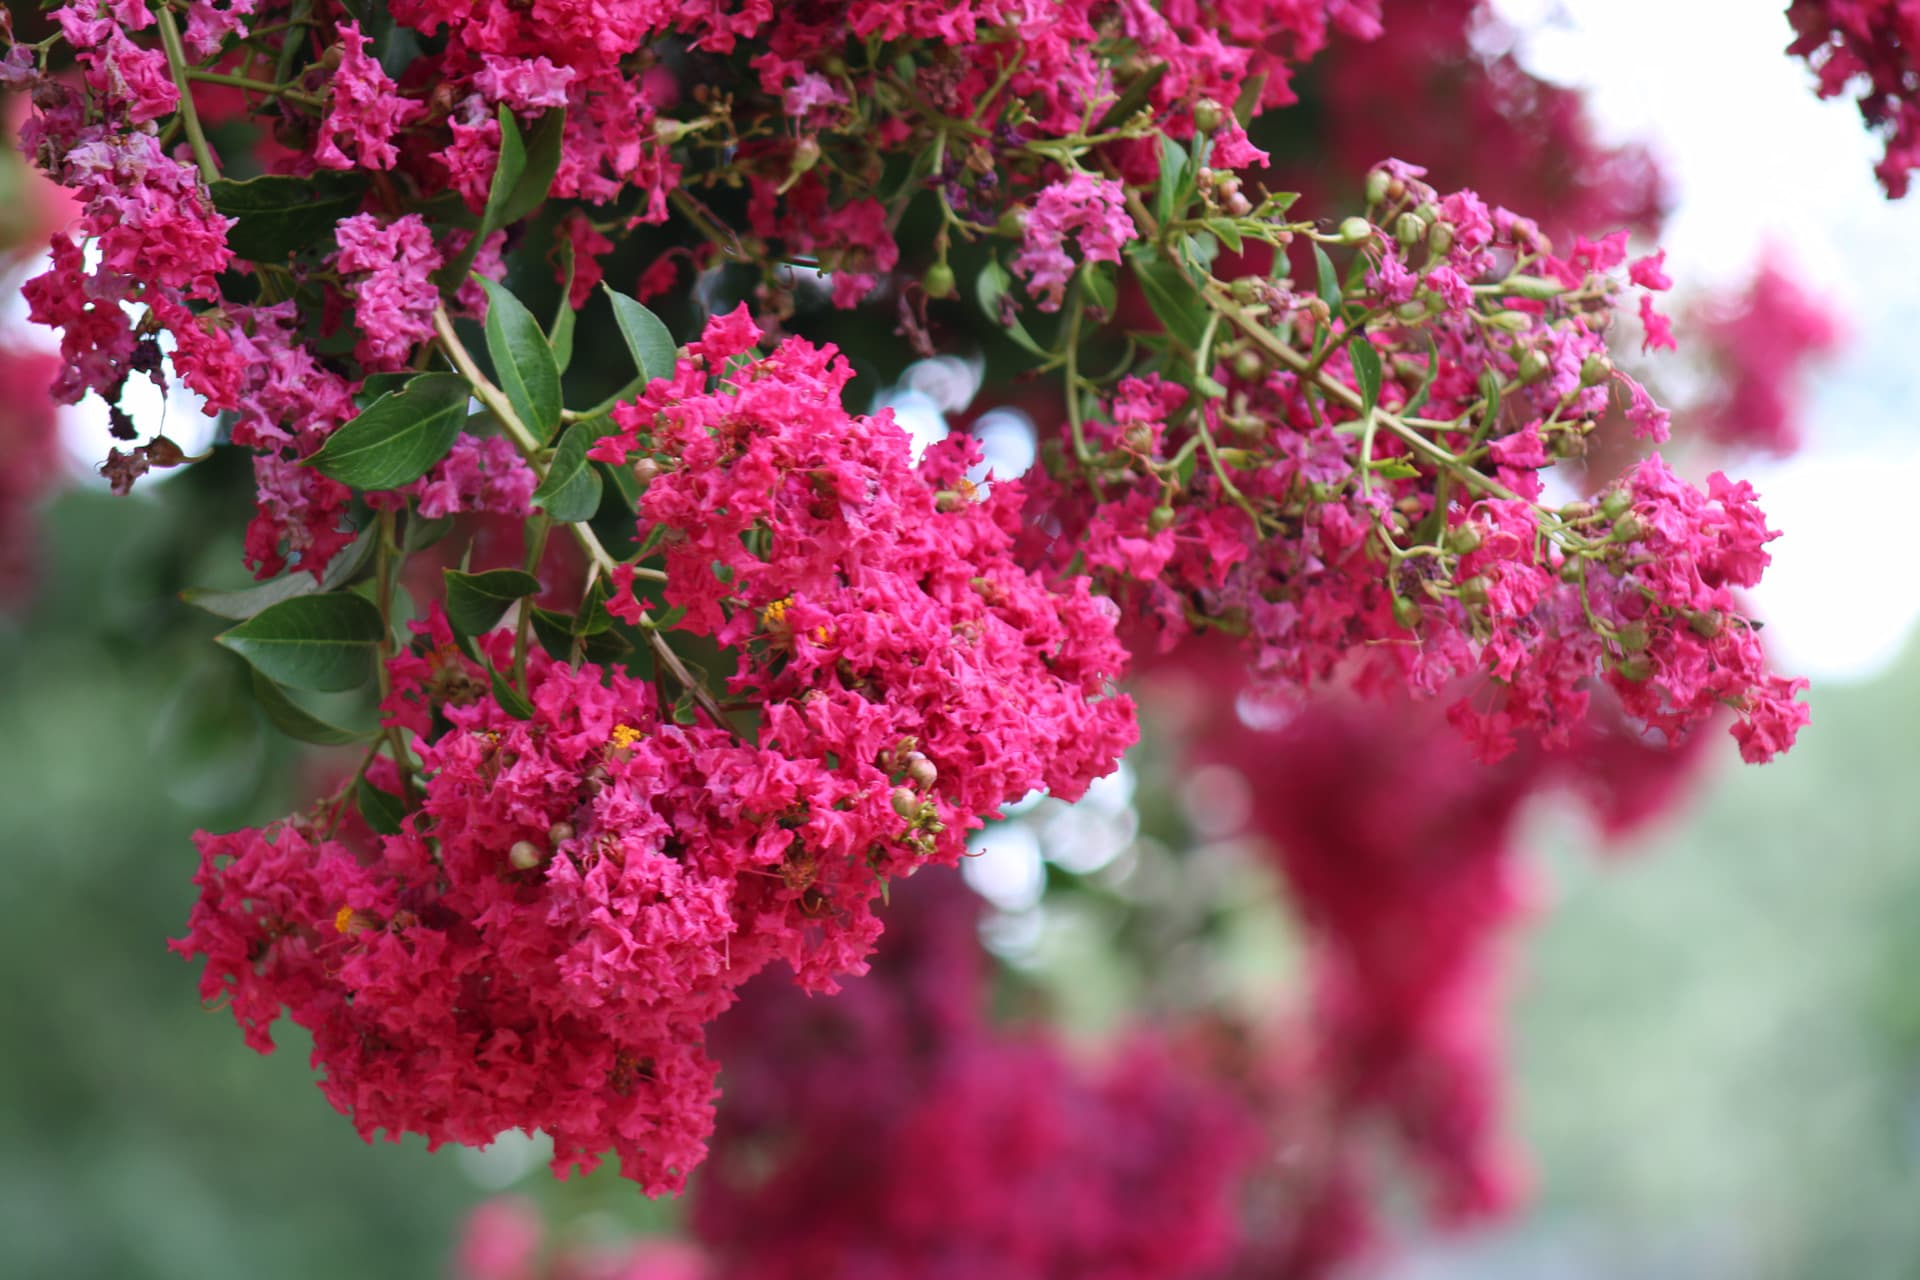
[1685,261,1842,455]
[692,871,1260,1280]
[595,309,1138,881]
[1789,0,1920,196]
[1020,162,1805,764]
[181,610,1076,1193]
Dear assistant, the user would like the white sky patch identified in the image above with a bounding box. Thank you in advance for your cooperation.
[1493,0,1920,680]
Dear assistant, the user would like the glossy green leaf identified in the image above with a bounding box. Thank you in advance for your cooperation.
[529,607,575,660]
[487,661,534,720]
[442,568,541,637]
[1207,218,1245,255]
[215,592,384,692]
[478,278,562,440]
[604,285,678,384]
[1080,262,1117,315]
[183,524,377,620]
[499,107,566,229]
[209,172,368,260]
[1129,247,1208,351]
[307,373,470,491]
[1313,244,1342,313]
[1349,336,1383,421]
[356,778,407,835]
[249,670,375,746]
[974,259,1049,358]
[532,419,605,522]
[481,105,527,235]
[1155,132,1189,228]
[550,241,577,374]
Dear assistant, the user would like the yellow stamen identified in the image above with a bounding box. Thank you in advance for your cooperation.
[610,723,644,750]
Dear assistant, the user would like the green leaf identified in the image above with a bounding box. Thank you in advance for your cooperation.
[354,372,415,409]
[183,524,377,620]
[308,373,471,491]
[1206,218,1245,255]
[442,568,541,637]
[487,661,535,720]
[1093,60,1168,133]
[1313,244,1342,313]
[550,241,577,374]
[1155,132,1190,228]
[249,670,375,746]
[532,419,606,522]
[215,593,385,692]
[604,285,677,384]
[209,172,368,260]
[1349,336,1383,421]
[974,258,1049,358]
[1128,247,1208,351]
[481,105,528,235]
[529,607,575,660]
[1080,262,1117,315]
[356,778,407,835]
[501,108,565,226]
[404,512,456,553]
[633,521,671,559]
[478,277,563,441]
[1401,332,1441,418]
[1369,457,1422,480]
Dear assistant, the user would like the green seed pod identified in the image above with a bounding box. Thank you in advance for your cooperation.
[923,260,956,299]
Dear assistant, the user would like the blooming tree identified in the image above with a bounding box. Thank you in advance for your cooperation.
[0,0,1887,1273]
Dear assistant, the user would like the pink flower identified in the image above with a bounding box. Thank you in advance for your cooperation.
[1011,172,1136,311]
[315,20,425,171]
[332,212,443,371]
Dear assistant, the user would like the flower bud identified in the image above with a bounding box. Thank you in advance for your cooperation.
[548,822,575,845]
[1396,300,1428,323]
[1516,348,1550,384]
[790,136,822,176]
[1224,190,1252,217]
[1338,217,1373,244]
[1148,503,1177,532]
[891,786,919,818]
[1444,525,1482,555]
[904,752,938,789]
[1486,310,1533,334]
[632,457,661,486]
[1231,348,1265,382]
[1579,353,1612,386]
[1392,595,1423,630]
[1615,621,1652,653]
[1610,513,1646,543]
[1394,212,1427,247]
[509,840,544,871]
[1612,654,1653,683]
[1689,610,1724,639]
[923,261,956,299]
[1427,221,1455,257]
[1457,575,1491,607]
[995,207,1028,239]
[1600,488,1634,520]
[1364,168,1391,206]
[1194,98,1226,134]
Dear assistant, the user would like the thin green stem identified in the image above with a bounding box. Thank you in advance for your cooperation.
[185,68,324,108]
[373,508,419,806]
[156,7,220,184]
